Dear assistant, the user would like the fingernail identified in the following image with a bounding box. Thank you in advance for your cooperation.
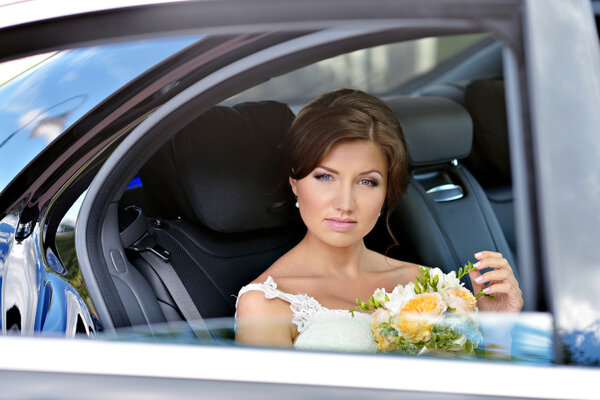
[483,287,490,293]
[475,252,483,258]
[474,262,481,269]
[475,276,484,283]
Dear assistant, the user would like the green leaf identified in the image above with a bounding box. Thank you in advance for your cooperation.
[457,261,477,280]
[474,291,495,301]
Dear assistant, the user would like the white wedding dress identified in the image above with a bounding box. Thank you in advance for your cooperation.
[236,276,378,352]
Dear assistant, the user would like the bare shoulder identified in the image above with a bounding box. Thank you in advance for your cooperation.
[236,289,291,319]
[369,250,422,284]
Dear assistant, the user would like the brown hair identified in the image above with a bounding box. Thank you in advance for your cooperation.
[286,88,410,213]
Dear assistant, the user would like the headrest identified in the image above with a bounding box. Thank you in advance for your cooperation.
[386,96,473,167]
[141,101,296,233]
[464,79,511,185]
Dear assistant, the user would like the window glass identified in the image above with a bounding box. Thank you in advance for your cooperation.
[225,33,488,110]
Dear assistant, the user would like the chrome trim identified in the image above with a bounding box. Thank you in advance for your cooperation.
[426,183,464,202]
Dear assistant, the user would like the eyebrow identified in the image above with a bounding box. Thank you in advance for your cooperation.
[317,165,384,178]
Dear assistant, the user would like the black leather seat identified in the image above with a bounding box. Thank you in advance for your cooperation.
[421,79,516,260]
[134,101,304,321]
[385,96,517,290]
[463,79,516,258]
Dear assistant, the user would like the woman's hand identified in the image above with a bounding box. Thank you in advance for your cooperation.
[468,251,523,312]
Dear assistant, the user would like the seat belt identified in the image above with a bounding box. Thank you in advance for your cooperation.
[137,251,213,341]
[120,206,213,342]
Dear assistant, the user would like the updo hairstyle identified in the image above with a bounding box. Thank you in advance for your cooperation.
[285,88,410,214]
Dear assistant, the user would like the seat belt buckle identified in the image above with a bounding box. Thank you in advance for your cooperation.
[129,233,171,262]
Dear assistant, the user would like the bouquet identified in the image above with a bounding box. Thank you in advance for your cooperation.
[350,263,490,355]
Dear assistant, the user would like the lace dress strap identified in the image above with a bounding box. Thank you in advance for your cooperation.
[236,276,325,333]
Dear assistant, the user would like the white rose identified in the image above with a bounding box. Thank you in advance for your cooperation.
[373,288,387,304]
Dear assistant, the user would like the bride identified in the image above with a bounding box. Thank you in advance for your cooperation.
[235,89,523,351]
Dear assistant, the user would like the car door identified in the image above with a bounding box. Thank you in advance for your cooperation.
[0,0,599,399]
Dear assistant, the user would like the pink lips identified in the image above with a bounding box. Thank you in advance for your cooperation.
[325,217,357,232]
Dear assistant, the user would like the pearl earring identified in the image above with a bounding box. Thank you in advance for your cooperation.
[295,201,299,208]
[378,212,381,217]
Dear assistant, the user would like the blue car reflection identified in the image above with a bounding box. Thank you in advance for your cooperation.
[0,36,200,192]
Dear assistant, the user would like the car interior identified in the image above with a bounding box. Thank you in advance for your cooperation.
[69,33,524,335]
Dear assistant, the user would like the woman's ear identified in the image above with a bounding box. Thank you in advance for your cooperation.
[289,176,298,196]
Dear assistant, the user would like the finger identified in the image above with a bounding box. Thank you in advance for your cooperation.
[482,282,514,295]
[474,269,510,285]
[468,270,484,293]
[474,251,503,260]
[473,256,510,271]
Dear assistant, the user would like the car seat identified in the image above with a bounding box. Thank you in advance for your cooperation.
[127,101,305,323]
[385,96,517,291]
[463,79,515,257]
[420,79,516,259]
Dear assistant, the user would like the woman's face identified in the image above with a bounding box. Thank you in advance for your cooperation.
[290,140,388,248]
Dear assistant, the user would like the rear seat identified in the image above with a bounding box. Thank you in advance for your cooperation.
[463,79,516,258]
[386,96,517,291]
[422,79,516,260]
[133,101,305,321]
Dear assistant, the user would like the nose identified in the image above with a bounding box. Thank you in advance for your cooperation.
[333,182,355,213]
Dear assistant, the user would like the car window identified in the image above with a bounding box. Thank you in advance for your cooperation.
[99,30,565,368]
[225,33,489,111]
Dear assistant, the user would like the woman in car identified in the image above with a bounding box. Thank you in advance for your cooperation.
[235,88,523,351]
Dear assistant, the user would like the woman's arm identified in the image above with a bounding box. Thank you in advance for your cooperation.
[235,290,295,347]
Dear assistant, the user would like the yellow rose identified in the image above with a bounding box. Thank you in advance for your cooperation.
[395,293,446,343]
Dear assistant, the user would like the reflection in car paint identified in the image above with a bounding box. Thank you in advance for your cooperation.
[0,206,96,335]
[25,95,87,142]
[0,36,200,192]
[0,213,17,265]
[1,228,40,334]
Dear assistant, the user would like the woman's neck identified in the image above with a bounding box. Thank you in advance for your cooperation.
[296,232,369,277]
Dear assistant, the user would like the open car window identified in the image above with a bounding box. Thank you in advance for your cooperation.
[96,31,556,365]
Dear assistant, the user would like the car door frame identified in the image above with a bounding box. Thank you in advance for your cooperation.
[0,0,599,397]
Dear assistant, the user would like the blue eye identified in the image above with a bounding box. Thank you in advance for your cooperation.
[314,173,333,181]
[359,178,378,187]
